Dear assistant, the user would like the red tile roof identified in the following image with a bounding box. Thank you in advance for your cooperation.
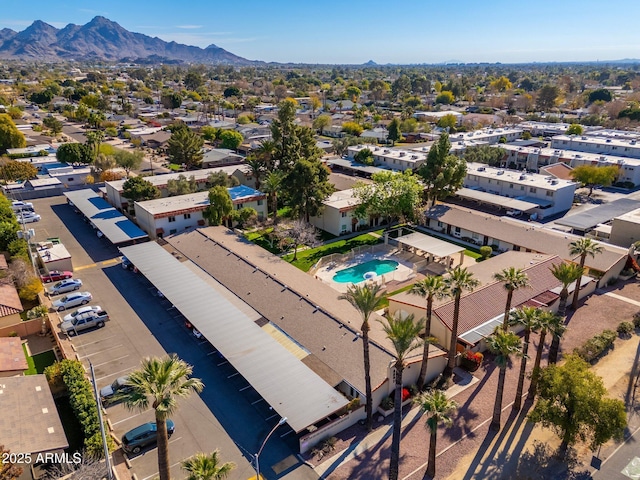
[0,284,23,317]
[434,256,563,334]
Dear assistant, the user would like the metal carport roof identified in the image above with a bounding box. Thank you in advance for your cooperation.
[64,189,148,245]
[119,242,348,433]
[456,188,538,212]
[396,232,464,258]
[555,198,640,232]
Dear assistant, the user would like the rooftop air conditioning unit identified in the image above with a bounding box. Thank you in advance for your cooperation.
[399,152,406,157]
[519,175,527,180]
[383,149,390,153]
[551,180,559,185]
[477,166,486,171]
[497,170,505,175]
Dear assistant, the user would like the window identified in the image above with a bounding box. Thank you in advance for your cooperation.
[257,199,263,206]
[67,177,74,182]
[184,213,191,219]
[341,212,347,218]
[520,186,525,190]
[341,224,347,232]
[529,187,537,194]
[546,190,553,197]
[454,227,461,233]
[169,229,177,235]
[509,183,514,189]
[437,221,443,228]
[168,216,176,222]
[237,203,244,209]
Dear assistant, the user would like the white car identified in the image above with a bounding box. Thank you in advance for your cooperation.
[17,212,41,223]
[48,279,82,296]
[63,305,102,322]
[11,201,34,212]
[52,292,92,311]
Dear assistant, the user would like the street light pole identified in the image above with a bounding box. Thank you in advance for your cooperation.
[89,361,114,480]
[254,416,287,480]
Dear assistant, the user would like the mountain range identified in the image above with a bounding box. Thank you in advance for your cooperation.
[0,16,256,65]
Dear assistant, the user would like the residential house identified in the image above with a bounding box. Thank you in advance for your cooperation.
[201,148,244,168]
[310,189,377,236]
[0,338,28,376]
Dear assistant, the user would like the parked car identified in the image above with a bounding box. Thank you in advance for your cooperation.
[11,201,34,212]
[122,420,175,455]
[60,309,108,335]
[52,292,92,311]
[48,279,83,296]
[100,376,133,406]
[41,270,73,283]
[121,256,134,271]
[17,212,41,223]
[62,305,102,322]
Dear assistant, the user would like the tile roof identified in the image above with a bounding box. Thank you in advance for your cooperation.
[0,337,28,372]
[0,284,24,317]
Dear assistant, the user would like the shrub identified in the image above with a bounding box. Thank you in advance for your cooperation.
[18,278,43,301]
[380,395,394,410]
[617,321,634,337]
[26,304,48,319]
[401,388,410,402]
[573,329,617,363]
[634,311,640,328]
[479,246,492,260]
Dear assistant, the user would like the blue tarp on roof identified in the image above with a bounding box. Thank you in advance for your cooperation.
[228,185,264,200]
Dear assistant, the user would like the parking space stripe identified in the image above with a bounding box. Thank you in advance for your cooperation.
[78,345,123,358]
[92,355,129,368]
[111,413,143,426]
[140,459,184,480]
[96,367,134,382]
[74,335,118,348]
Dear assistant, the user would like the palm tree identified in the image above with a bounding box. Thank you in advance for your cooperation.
[245,155,265,191]
[508,307,541,410]
[443,267,479,379]
[254,139,278,173]
[550,263,583,318]
[493,267,530,330]
[379,313,424,480]
[263,171,284,220]
[546,311,568,366]
[410,276,449,390]
[338,283,387,432]
[121,354,204,480]
[181,451,235,480]
[486,328,522,431]
[414,390,458,479]
[527,311,559,399]
[569,238,603,310]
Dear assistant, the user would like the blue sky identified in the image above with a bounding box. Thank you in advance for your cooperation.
[1,0,639,64]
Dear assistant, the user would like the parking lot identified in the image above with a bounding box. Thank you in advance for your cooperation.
[29,196,314,480]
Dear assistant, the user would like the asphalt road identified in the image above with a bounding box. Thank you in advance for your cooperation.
[30,195,317,480]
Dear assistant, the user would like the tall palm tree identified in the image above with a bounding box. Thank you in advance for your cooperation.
[410,276,449,390]
[443,266,479,379]
[254,139,278,173]
[181,451,236,480]
[569,238,603,310]
[527,311,559,399]
[245,155,265,191]
[121,354,204,480]
[508,307,541,410]
[546,311,568,366]
[486,328,522,431]
[379,313,424,480]
[550,263,583,318]
[263,171,284,220]
[493,267,530,330]
[414,390,458,479]
[338,283,387,432]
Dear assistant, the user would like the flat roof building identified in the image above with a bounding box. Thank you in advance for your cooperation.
[347,145,427,172]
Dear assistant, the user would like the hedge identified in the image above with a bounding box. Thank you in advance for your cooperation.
[45,360,115,457]
[573,329,616,363]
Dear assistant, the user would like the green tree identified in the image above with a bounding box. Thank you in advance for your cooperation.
[219,130,243,151]
[122,176,161,203]
[487,328,522,431]
[184,72,204,92]
[181,451,235,480]
[566,124,584,136]
[200,126,220,142]
[353,148,374,165]
[0,160,37,181]
[167,127,204,169]
[443,266,479,378]
[462,145,506,167]
[379,313,424,480]
[387,118,402,146]
[42,116,63,135]
[490,76,513,92]
[282,158,333,221]
[113,149,143,176]
[437,114,458,130]
[509,307,541,410]
[568,238,603,310]
[161,92,182,110]
[570,164,619,196]
[588,89,613,103]
[120,355,203,480]
[263,171,284,219]
[345,85,362,103]
[338,283,386,431]
[536,85,560,111]
[418,132,467,206]
[410,276,449,389]
[341,121,363,136]
[414,390,458,479]
[271,98,321,172]
[312,114,332,134]
[167,174,198,196]
[353,170,424,225]
[548,263,582,364]
[85,130,105,160]
[528,355,626,456]
[0,114,26,153]
[493,267,530,329]
[528,312,561,399]
[203,186,233,226]
[435,91,455,105]
[56,143,93,165]
[206,171,238,188]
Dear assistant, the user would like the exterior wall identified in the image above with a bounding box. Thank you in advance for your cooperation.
[598,256,627,287]
[551,136,640,159]
[233,197,267,221]
[388,300,450,348]
[0,318,42,338]
[610,217,640,248]
[299,406,366,454]
[310,207,366,237]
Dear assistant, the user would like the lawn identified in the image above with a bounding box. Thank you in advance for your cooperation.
[283,232,383,272]
[23,344,36,375]
[23,346,57,375]
[379,283,416,309]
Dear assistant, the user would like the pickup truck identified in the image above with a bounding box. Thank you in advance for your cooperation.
[60,310,109,336]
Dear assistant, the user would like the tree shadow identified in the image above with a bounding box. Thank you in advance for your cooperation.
[514,441,591,480]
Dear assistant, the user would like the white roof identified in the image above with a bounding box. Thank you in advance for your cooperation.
[456,188,538,212]
[397,232,464,258]
[120,242,348,433]
[322,189,361,210]
[106,166,249,192]
[467,162,577,190]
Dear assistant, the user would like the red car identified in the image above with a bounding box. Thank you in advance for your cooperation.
[40,270,73,283]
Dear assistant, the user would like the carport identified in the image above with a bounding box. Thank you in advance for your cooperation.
[455,188,538,214]
[119,242,349,434]
[395,231,465,268]
[64,189,149,246]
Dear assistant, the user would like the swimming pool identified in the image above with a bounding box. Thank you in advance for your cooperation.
[332,259,399,284]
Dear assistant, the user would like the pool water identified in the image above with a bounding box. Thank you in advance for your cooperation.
[333,259,399,284]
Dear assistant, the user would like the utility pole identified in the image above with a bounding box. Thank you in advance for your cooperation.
[89,361,114,480]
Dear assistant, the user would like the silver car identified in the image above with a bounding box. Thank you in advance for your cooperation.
[49,279,83,296]
[52,292,92,311]
[62,305,102,322]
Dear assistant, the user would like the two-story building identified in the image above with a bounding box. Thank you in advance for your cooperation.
[309,189,380,236]
[346,145,427,172]
[134,185,267,239]
[551,135,640,159]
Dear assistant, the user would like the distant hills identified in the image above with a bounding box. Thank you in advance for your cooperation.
[0,16,256,65]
